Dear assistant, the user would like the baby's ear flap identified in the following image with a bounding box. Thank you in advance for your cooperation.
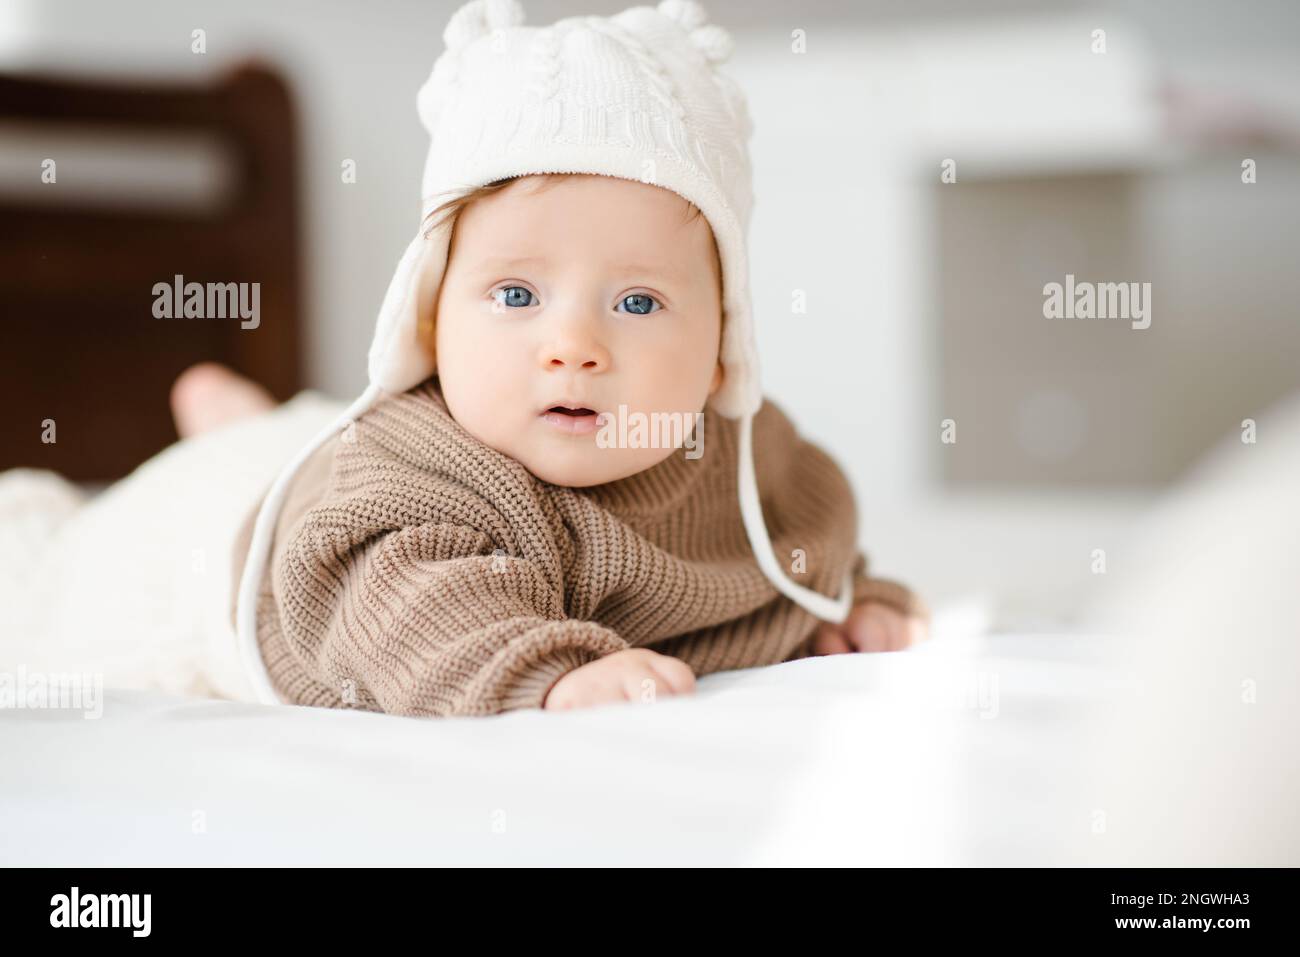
[415,284,438,371]
[367,222,452,393]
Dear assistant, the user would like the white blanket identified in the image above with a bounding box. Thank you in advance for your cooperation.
[2,632,1130,866]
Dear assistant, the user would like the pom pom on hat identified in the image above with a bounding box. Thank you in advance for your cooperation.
[689,25,733,63]
[657,0,708,32]
[657,0,732,63]
[443,0,526,52]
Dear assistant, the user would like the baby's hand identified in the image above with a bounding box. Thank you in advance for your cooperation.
[812,601,928,655]
[543,648,696,711]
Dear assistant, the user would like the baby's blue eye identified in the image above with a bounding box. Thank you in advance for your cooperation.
[494,286,535,308]
[618,293,660,316]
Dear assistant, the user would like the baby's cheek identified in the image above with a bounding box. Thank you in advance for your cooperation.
[627,338,715,411]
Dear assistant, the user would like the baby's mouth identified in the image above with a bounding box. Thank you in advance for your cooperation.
[540,404,602,435]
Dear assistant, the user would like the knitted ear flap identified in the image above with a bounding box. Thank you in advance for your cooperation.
[366,221,452,393]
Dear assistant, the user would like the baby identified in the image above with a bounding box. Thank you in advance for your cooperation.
[222,0,928,716]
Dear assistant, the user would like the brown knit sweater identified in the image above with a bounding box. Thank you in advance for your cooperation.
[231,379,925,717]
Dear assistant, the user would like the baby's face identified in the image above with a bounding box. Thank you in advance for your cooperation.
[433,174,724,487]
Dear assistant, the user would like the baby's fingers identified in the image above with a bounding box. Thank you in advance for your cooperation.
[848,607,893,653]
[650,655,696,696]
[905,615,929,648]
[885,610,910,651]
[812,622,853,655]
[622,666,663,703]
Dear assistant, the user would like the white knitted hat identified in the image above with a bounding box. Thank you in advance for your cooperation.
[236,0,851,705]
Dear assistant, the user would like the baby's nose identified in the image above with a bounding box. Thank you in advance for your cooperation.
[539,337,610,373]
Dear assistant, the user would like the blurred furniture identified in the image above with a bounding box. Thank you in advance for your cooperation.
[0,64,301,482]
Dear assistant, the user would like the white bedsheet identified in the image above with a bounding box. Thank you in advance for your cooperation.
[1,632,1131,867]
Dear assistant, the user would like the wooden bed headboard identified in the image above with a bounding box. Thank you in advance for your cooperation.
[0,63,301,483]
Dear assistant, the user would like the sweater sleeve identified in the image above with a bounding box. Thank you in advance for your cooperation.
[273,517,628,717]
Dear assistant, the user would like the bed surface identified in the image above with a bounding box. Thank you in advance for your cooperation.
[1,632,1130,866]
